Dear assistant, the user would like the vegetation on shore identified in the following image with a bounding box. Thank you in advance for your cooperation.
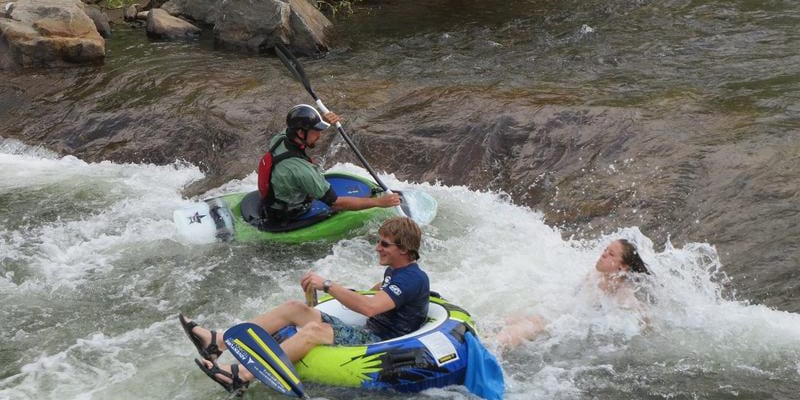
[102,0,138,9]
[315,0,364,15]
[97,0,363,15]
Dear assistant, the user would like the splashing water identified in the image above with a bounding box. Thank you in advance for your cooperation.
[1,139,798,399]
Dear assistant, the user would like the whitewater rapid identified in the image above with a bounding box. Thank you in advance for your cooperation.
[1,138,798,400]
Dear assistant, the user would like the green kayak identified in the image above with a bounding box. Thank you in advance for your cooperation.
[173,172,419,244]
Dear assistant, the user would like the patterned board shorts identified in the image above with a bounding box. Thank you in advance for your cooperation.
[320,312,382,345]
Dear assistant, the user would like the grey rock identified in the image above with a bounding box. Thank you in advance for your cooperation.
[163,0,331,56]
[146,8,200,39]
[123,4,137,21]
[161,0,219,26]
[84,6,111,38]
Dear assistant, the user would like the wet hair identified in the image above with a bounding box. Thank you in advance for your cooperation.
[618,239,649,275]
[378,217,422,260]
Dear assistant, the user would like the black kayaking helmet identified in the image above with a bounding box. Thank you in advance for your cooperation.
[286,104,330,136]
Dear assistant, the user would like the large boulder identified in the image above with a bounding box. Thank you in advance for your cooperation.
[141,0,170,11]
[84,6,111,38]
[213,0,291,52]
[146,8,200,39]
[161,0,220,26]
[161,0,331,55]
[285,0,330,54]
[0,0,104,69]
[160,0,327,55]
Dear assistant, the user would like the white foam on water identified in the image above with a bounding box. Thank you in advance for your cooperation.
[0,141,205,290]
[2,144,799,399]
[310,180,800,398]
[0,318,213,400]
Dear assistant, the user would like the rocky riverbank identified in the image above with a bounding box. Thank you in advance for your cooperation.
[0,0,332,69]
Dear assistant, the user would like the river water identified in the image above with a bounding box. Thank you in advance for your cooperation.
[1,0,799,399]
[1,139,799,399]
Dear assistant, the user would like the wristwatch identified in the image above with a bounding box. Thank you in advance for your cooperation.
[322,279,332,293]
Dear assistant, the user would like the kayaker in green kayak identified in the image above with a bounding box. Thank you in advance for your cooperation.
[258,104,400,227]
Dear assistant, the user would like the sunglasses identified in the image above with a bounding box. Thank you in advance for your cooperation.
[377,239,401,248]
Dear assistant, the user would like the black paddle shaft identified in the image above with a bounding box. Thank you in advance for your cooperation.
[273,43,391,194]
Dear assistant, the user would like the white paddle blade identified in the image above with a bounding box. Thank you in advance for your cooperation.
[172,202,218,244]
[399,190,438,226]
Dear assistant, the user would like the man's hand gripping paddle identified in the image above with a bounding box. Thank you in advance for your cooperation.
[273,43,436,225]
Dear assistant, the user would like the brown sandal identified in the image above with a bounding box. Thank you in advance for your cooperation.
[179,313,223,361]
[195,359,249,395]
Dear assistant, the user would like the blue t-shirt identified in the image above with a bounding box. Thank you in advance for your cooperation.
[365,263,430,340]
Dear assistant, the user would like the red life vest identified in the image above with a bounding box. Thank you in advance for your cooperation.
[257,138,309,201]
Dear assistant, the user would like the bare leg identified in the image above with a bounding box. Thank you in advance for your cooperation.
[250,300,324,334]
[279,320,335,362]
[496,315,545,349]
[184,301,325,361]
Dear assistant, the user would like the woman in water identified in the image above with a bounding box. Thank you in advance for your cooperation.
[495,238,650,348]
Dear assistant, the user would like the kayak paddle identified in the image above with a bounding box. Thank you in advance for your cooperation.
[223,322,307,398]
[273,43,425,222]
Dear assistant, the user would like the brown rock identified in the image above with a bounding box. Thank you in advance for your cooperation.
[123,4,138,21]
[0,0,104,68]
[146,8,200,39]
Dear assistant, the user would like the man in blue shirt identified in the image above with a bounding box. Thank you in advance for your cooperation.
[181,217,430,393]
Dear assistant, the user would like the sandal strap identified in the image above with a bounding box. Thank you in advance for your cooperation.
[179,314,199,331]
[231,364,243,386]
[206,330,222,357]
[195,359,249,394]
[230,364,249,392]
[214,362,234,380]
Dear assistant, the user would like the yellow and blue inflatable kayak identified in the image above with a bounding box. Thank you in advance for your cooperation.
[274,292,475,392]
